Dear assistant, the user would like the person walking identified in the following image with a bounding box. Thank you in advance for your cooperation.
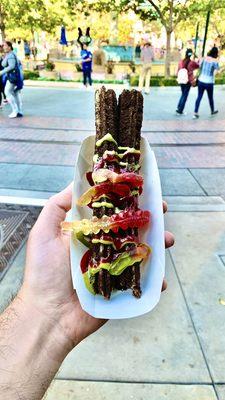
[81,43,92,88]
[0,45,8,109]
[138,42,154,94]
[24,40,31,59]
[176,48,199,115]
[0,41,23,118]
[193,46,219,119]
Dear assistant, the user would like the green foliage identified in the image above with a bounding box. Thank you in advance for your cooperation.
[45,61,55,71]
[130,74,225,86]
[23,70,39,79]
[129,74,178,86]
[0,0,67,38]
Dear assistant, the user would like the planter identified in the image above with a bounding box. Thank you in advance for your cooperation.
[59,71,83,81]
[39,70,59,79]
[93,64,105,73]
[105,73,116,80]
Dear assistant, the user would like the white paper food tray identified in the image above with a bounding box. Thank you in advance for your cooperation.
[70,135,165,319]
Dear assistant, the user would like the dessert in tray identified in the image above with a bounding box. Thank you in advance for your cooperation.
[62,87,151,299]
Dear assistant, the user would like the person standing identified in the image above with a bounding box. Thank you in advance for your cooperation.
[138,42,154,94]
[193,46,219,119]
[0,41,23,118]
[81,43,92,88]
[176,48,199,115]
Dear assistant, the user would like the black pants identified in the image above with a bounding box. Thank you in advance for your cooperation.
[177,83,191,113]
[194,81,214,113]
[83,70,92,86]
[0,80,6,105]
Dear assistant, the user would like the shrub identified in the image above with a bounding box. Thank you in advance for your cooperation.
[215,77,225,84]
[23,70,40,80]
[130,75,178,87]
[45,61,55,71]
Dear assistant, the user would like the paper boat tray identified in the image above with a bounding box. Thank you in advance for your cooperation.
[70,135,165,319]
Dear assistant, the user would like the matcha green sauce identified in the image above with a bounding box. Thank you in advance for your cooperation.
[96,133,117,147]
[92,201,114,208]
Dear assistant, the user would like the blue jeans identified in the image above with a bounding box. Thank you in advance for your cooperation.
[194,81,214,113]
[83,70,92,86]
[177,83,191,113]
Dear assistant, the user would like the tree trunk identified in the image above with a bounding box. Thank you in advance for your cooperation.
[0,26,6,41]
[165,29,172,78]
[0,11,6,41]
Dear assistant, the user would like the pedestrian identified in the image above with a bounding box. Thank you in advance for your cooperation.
[193,46,219,119]
[0,41,24,118]
[81,43,92,88]
[24,40,31,59]
[135,42,141,59]
[176,48,199,115]
[0,45,8,109]
[138,42,155,94]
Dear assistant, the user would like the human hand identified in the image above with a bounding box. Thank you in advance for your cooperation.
[19,184,174,353]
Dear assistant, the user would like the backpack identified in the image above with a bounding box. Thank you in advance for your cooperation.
[177,67,189,84]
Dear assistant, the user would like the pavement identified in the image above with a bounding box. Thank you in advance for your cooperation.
[0,84,225,400]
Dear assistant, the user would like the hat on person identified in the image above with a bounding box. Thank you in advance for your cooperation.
[185,48,193,57]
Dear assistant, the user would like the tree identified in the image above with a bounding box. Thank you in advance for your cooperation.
[0,0,67,42]
[123,0,207,77]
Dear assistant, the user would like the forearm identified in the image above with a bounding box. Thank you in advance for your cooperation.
[0,61,15,76]
[0,293,73,400]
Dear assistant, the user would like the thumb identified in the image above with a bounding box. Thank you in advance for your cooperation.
[32,183,73,238]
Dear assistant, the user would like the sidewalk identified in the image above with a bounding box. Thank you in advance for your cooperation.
[0,86,225,400]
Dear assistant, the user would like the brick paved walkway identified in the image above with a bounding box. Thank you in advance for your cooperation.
[1,121,225,168]
[1,114,225,131]
[1,139,225,168]
[1,126,225,145]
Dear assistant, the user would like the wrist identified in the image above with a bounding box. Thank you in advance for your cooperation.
[0,291,73,400]
[17,288,74,361]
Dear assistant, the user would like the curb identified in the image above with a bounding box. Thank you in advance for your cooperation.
[24,80,129,90]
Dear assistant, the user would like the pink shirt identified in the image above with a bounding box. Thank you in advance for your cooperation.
[178,59,199,84]
[141,46,154,64]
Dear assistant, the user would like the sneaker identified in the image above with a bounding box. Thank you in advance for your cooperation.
[17,113,23,118]
[193,113,199,119]
[176,110,186,116]
[8,112,18,118]
[3,99,8,104]
[211,110,218,115]
[144,91,150,95]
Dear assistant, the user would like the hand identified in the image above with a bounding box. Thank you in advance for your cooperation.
[20,184,174,352]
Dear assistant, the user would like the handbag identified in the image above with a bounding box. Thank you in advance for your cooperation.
[8,69,18,84]
[192,60,203,87]
[7,54,24,90]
